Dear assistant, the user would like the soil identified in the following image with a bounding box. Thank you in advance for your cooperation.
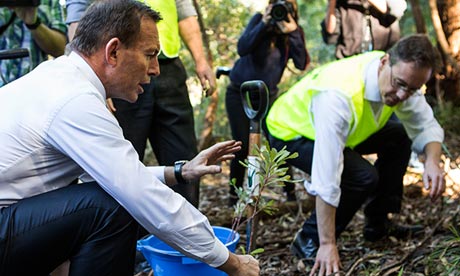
[198,163,460,276]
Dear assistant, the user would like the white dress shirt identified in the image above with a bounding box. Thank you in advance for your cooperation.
[305,57,444,207]
[0,52,228,267]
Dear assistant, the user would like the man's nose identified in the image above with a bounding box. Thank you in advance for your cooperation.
[395,89,409,101]
[148,58,160,77]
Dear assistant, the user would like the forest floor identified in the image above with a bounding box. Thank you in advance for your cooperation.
[198,160,460,276]
[139,147,460,276]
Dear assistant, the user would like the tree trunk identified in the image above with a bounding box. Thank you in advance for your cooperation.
[429,0,460,103]
[408,0,427,33]
[438,0,460,102]
[192,0,219,150]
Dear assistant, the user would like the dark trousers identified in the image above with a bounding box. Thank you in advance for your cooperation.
[112,58,199,207]
[225,82,294,198]
[269,119,412,244]
[0,182,138,276]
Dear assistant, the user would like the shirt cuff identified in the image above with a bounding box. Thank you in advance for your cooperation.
[412,134,444,154]
[304,179,341,207]
[205,238,230,267]
[146,166,165,183]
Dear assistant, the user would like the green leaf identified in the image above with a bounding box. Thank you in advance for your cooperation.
[250,248,265,256]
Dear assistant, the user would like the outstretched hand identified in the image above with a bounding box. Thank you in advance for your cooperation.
[310,244,341,276]
[182,140,242,182]
[423,159,445,201]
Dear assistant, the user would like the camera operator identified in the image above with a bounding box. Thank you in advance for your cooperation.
[225,0,310,206]
[0,0,66,87]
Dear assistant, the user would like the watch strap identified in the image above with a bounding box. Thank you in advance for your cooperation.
[25,17,41,30]
[174,161,187,184]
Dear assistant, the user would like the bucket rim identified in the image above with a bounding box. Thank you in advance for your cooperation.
[137,226,240,257]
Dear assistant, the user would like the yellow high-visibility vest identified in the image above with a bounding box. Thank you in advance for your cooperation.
[267,51,396,148]
[144,0,181,58]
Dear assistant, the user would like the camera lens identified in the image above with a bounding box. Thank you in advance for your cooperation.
[271,3,288,22]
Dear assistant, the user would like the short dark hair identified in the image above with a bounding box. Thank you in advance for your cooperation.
[70,0,162,56]
[387,34,439,71]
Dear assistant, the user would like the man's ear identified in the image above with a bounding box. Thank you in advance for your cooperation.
[105,38,121,66]
[378,53,390,72]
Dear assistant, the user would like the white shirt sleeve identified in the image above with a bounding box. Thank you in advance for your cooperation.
[45,93,229,267]
[307,91,352,207]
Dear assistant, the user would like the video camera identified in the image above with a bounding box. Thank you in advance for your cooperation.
[0,0,40,7]
[270,0,294,22]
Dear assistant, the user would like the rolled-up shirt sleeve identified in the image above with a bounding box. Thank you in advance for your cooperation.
[307,91,352,207]
[176,0,197,21]
[65,0,90,24]
[395,93,444,154]
[45,93,228,267]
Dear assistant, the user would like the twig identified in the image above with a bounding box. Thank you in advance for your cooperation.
[345,253,385,276]
[382,265,403,276]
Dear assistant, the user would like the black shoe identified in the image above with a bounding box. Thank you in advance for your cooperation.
[290,230,318,262]
[364,217,424,242]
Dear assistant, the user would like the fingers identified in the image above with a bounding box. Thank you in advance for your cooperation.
[208,141,242,155]
[310,261,319,276]
[215,154,236,163]
[310,263,341,276]
[423,170,446,201]
[430,174,445,201]
[197,67,216,96]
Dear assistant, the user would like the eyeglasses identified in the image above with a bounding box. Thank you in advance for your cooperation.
[389,65,420,97]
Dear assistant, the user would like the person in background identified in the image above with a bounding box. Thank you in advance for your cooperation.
[0,0,66,86]
[322,0,407,59]
[0,1,259,275]
[266,34,445,275]
[323,0,424,188]
[66,0,215,208]
[226,0,309,206]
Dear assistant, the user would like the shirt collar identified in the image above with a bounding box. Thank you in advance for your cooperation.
[68,51,107,101]
[363,57,382,102]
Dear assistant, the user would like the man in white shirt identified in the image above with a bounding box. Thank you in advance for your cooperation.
[0,1,259,275]
[266,34,445,275]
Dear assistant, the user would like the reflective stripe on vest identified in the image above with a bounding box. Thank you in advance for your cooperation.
[267,51,396,148]
[144,0,181,58]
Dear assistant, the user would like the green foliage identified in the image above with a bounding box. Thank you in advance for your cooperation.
[229,141,299,252]
[434,101,460,140]
[238,245,265,256]
[426,223,460,275]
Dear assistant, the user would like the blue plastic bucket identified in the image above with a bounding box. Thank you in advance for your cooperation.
[137,226,240,276]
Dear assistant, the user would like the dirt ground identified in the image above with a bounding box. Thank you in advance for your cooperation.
[197,161,460,276]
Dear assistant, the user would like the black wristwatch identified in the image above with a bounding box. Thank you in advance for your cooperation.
[25,17,41,30]
[174,160,188,185]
